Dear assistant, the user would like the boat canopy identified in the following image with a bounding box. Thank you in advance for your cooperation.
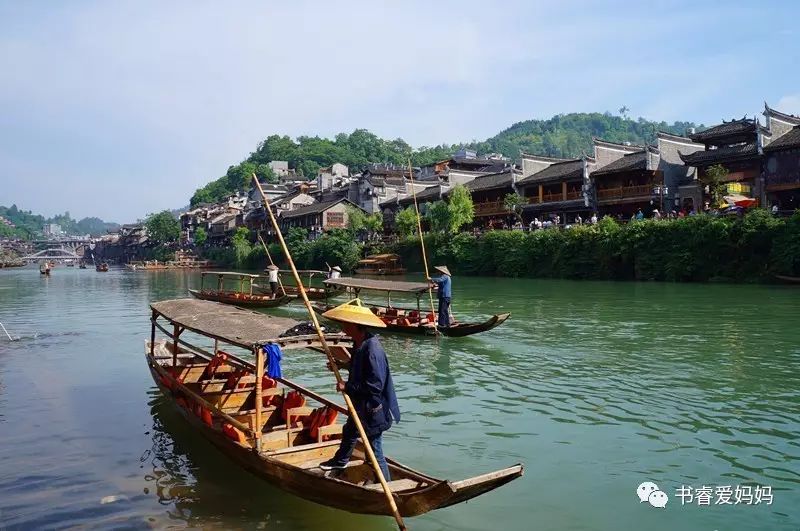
[324,277,431,294]
[150,298,300,348]
[278,269,328,276]
[201,271,261,279]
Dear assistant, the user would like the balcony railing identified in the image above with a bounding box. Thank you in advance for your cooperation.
[597,184,655,201]
[527,191,583,204]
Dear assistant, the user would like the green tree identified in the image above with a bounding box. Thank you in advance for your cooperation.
[285,227,311,266]
[225,161,258,191]
[194,226,207,246]
[426,201,451,233]
[231,227,252,267]
[145,211,180,244]
[504,192,525,222]
[365,212,384,239]
[346,206,367,233]
[255,164,277,183]
[395,207,418,238]
[702,164,729,208]
[447,184,474,233]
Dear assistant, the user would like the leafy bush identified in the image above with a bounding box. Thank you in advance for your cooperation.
[387,209,800,282]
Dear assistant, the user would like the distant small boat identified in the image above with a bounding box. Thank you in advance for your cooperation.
[96,263,109,272]
[774,274,800,284]
[79,262,87,269]
[190,271,292,308]
[354,254,406,276]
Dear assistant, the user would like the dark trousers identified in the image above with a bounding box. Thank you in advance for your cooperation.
[332,418,390,480]
[437,297,451,328]
[270,281,278,295]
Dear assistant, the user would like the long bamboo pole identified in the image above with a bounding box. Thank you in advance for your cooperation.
[407,161,439,337]
[252,175,406,530]
[257,233,286,294]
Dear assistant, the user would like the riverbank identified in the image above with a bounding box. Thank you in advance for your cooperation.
[390,210,800,283]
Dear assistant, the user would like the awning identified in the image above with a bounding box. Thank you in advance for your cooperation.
[324,277,432,294]
[151,298,301,348]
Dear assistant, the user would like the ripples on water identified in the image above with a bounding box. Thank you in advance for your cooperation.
[0,268,798,530]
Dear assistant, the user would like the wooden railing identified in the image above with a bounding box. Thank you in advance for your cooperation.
[597,184,654,200]
[527,191,582,204]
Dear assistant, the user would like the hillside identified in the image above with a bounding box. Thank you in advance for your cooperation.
[0,205,120,239]
[190,112,703,206]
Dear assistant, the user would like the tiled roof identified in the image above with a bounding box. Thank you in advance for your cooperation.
[461,169,516,192]
[688,118,757,143]
[517,159,584,186]
[399,184,445,205]
[281,198,359,219]
[520,152,569,163]
[679,142,759,166]
[592,138,646,151]
[764,102,800,126]
[365,166,409,178]
[592,147,658,176]
[764,126,800,152]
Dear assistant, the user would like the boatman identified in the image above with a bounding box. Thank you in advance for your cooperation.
[266,265,280,298]
[328,265,342,280]
[429,265,452,328]
[319,300,400,481]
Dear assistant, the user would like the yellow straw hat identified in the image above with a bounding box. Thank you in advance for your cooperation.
[322,299,387,328]
[434,265,451,276]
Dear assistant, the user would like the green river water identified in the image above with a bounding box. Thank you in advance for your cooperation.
[0,267,798,530]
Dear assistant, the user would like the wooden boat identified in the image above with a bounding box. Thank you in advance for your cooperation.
[354,254,406,276]
[126,260,170,271]
[96,262,109,272]
[774,274,800,284]
[145,298,523,517]
[319,277,510,337]
[190,271,292,308]
[254,270,346,301]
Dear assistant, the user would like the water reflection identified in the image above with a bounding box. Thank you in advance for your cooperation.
[143,392,388,530]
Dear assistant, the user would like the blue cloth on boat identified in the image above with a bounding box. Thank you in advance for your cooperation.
[431,274,451,298]
[263,343,283,378]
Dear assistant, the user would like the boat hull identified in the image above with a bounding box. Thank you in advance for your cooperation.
[145,343,522,516]
[313,304,510,337]
[774,274,800,284]
[189,288,292,308]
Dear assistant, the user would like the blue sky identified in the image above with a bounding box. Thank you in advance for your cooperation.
[1,0,798,222]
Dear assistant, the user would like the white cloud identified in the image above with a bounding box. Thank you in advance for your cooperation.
[0,0,797,220]
[776,94,800,115]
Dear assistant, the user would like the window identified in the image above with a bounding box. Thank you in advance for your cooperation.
[326,211,345,227]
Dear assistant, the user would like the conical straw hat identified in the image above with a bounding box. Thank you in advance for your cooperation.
[322,299,387,328]
[434,265,451,276]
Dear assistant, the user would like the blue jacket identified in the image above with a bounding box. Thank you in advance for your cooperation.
[345,333,400,437]
[431,275,451,298]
